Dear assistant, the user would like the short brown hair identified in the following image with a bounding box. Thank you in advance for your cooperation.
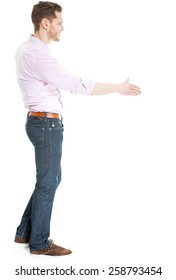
[31,1,62,32]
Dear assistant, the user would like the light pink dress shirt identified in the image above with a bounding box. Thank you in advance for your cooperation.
[15,35,95,114]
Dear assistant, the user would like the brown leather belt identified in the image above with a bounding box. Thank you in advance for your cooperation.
[29,112,61,119]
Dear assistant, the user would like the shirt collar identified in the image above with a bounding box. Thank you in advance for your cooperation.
[30,34,49,51]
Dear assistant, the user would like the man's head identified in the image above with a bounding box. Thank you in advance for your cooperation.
[32,1,64,43]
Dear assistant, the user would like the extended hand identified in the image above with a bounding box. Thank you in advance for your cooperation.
[118,77,141,96]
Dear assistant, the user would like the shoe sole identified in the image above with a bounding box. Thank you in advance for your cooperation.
[14,242,29,246]
[30,252,72,257]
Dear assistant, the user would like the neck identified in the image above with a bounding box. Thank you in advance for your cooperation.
[34,31,50,44]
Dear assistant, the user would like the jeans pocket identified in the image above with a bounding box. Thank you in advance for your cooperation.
[48,126,63,153]
[26,126,45,148]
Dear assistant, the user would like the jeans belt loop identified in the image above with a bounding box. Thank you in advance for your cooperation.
[44,112,47,121]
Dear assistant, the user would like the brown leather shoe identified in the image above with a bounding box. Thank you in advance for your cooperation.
[14,236,30,244]
[14,236,53,244]
[30,242,72,256]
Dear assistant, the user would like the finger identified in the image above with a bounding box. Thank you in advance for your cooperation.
[130,83,141,90]
[130,85,141,92]
[131,89,141,95]
[126,77,130,83]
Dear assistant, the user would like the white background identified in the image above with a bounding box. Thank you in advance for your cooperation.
[1,0,176,279]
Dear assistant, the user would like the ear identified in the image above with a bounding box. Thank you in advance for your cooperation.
[40,18,49,30]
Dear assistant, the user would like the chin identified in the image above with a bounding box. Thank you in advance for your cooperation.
[56,36,60,41]
[53,37,60,42]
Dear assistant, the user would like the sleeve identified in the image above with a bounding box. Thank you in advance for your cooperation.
[34,53,95,95]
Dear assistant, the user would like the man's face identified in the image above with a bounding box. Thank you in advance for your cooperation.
[47,11,64,42]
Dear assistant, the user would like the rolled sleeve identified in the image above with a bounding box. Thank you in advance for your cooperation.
[70,77,95,95]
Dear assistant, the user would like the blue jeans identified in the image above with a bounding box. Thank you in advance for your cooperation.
[15,114,64,251]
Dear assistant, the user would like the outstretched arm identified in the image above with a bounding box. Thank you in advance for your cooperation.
[91,77,141,96]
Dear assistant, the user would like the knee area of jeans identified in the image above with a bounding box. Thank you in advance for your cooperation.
[35,176,61,193]
[35,185,57,197]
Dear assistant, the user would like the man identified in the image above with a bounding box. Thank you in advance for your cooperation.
[14,1,141,257]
